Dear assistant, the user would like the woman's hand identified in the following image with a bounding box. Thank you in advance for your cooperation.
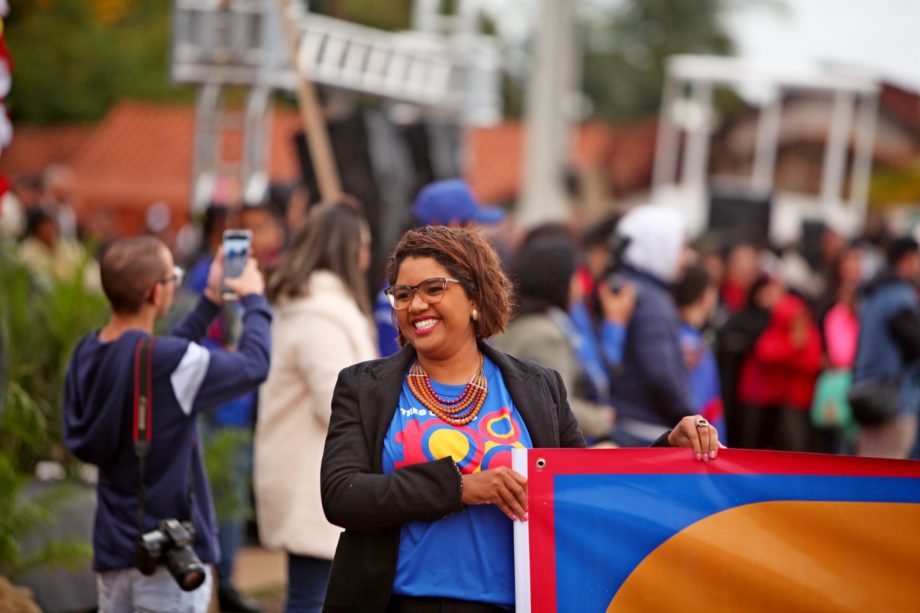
[461,467,528,522]
[668,415,722,462]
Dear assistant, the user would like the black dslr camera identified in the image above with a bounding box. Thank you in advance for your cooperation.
[135,518,206,591]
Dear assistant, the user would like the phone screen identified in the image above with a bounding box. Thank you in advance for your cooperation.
[222,229,252,298]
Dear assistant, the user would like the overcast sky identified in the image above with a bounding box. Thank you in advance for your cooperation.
[725,0,920,90]
[485,0,920,91]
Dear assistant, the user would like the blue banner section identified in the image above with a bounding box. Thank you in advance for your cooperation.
[553,474,920,613]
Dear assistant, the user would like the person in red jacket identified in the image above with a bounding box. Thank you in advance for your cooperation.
[737,293,823,451]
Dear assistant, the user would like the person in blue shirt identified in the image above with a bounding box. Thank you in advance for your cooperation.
[62,236,270,612]
[572,213,632,380]
[375,179,505,356]
[320,225,723,611]
[851,236,920,458]
[675,264,726,435]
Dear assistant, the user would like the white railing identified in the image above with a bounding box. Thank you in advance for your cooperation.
[171,0,500,123]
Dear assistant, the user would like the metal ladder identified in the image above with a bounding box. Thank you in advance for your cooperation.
[171,0,500,212]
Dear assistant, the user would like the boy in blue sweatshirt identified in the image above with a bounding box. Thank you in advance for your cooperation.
[62,236,271,612]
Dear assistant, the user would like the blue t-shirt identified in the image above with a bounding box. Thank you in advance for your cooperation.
[382,356,533,607]
[679,323,725,435]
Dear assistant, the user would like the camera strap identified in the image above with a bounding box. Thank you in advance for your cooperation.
[133,337,155,536]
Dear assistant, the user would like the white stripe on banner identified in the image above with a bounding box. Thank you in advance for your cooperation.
[512,448,530,613]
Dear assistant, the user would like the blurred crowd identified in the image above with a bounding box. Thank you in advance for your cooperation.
[5,162,920,464]
[506,205,920,462]
[6,160,920,610]
[1,165,98,288]
[7,160,919,462]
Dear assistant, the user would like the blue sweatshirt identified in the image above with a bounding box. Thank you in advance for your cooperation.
[852,272,920,414]
[62,294,272,572]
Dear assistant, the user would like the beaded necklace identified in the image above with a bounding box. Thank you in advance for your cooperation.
[407,355,488,426]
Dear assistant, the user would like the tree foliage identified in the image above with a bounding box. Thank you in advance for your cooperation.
[6,0,189,123]
[3,0,493,123]
[0,454,91,579]
[202,428,253,523]
[869,161,920,208]
[0,243,108,474]
[309,0,413,32]
[5,0,736,125]
[0,243,105,580]
[580,0,735,121]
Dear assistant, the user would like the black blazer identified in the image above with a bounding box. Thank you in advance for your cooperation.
[320,342,586,612]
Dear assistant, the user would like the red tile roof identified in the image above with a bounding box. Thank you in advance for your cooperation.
[879,83,920,140]
[465,122,523,204]
[1,102,659,235]
[606,119,658,193]
[0,124,94,180]
[73,102,196,223]
[71,101,304,233]
[465,120,656,204]
[2,101,304,234]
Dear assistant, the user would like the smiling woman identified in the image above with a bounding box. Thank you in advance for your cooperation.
[319,225,722,612]
[385,226,514,358]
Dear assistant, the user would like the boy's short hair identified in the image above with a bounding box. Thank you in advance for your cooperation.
[100,236,169,314]
[887,236,919,267]
[674,264,713,309]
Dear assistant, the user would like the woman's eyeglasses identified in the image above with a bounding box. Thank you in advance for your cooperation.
[385,277,460,310]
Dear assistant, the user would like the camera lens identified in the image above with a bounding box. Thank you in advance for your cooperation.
[178,567,206,592]
[165,545,207,592]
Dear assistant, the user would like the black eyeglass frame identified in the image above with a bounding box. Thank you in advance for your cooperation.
[385,277,461,310]
[159,265,185,287]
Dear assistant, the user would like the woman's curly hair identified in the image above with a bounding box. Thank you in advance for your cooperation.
[386,225,514,341]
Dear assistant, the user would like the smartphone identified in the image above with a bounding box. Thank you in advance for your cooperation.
[221,229,252,300]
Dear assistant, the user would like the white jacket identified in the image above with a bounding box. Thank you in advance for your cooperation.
[254,270,378,559]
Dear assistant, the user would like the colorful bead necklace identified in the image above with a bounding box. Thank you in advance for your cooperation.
[407,355,488,426]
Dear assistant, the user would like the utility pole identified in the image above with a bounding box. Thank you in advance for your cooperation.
[275,0,343,203]
[519,0,577,229]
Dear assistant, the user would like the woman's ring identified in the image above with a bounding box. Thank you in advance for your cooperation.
[695,417,709,428]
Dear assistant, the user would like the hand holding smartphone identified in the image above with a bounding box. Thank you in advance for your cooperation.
[221,229,253,301]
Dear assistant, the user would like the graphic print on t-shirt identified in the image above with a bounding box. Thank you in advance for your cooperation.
[383,356,533,475]
[392,406,525,474]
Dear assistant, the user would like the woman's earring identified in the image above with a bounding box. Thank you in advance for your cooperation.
[471,307,479,322]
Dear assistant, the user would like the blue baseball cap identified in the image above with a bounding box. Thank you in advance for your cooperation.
[412,179,505,226]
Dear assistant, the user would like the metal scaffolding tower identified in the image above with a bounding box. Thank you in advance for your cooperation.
[171,0,501,212]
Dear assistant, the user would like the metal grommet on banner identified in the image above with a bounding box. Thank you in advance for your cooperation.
[536,458,547,469]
